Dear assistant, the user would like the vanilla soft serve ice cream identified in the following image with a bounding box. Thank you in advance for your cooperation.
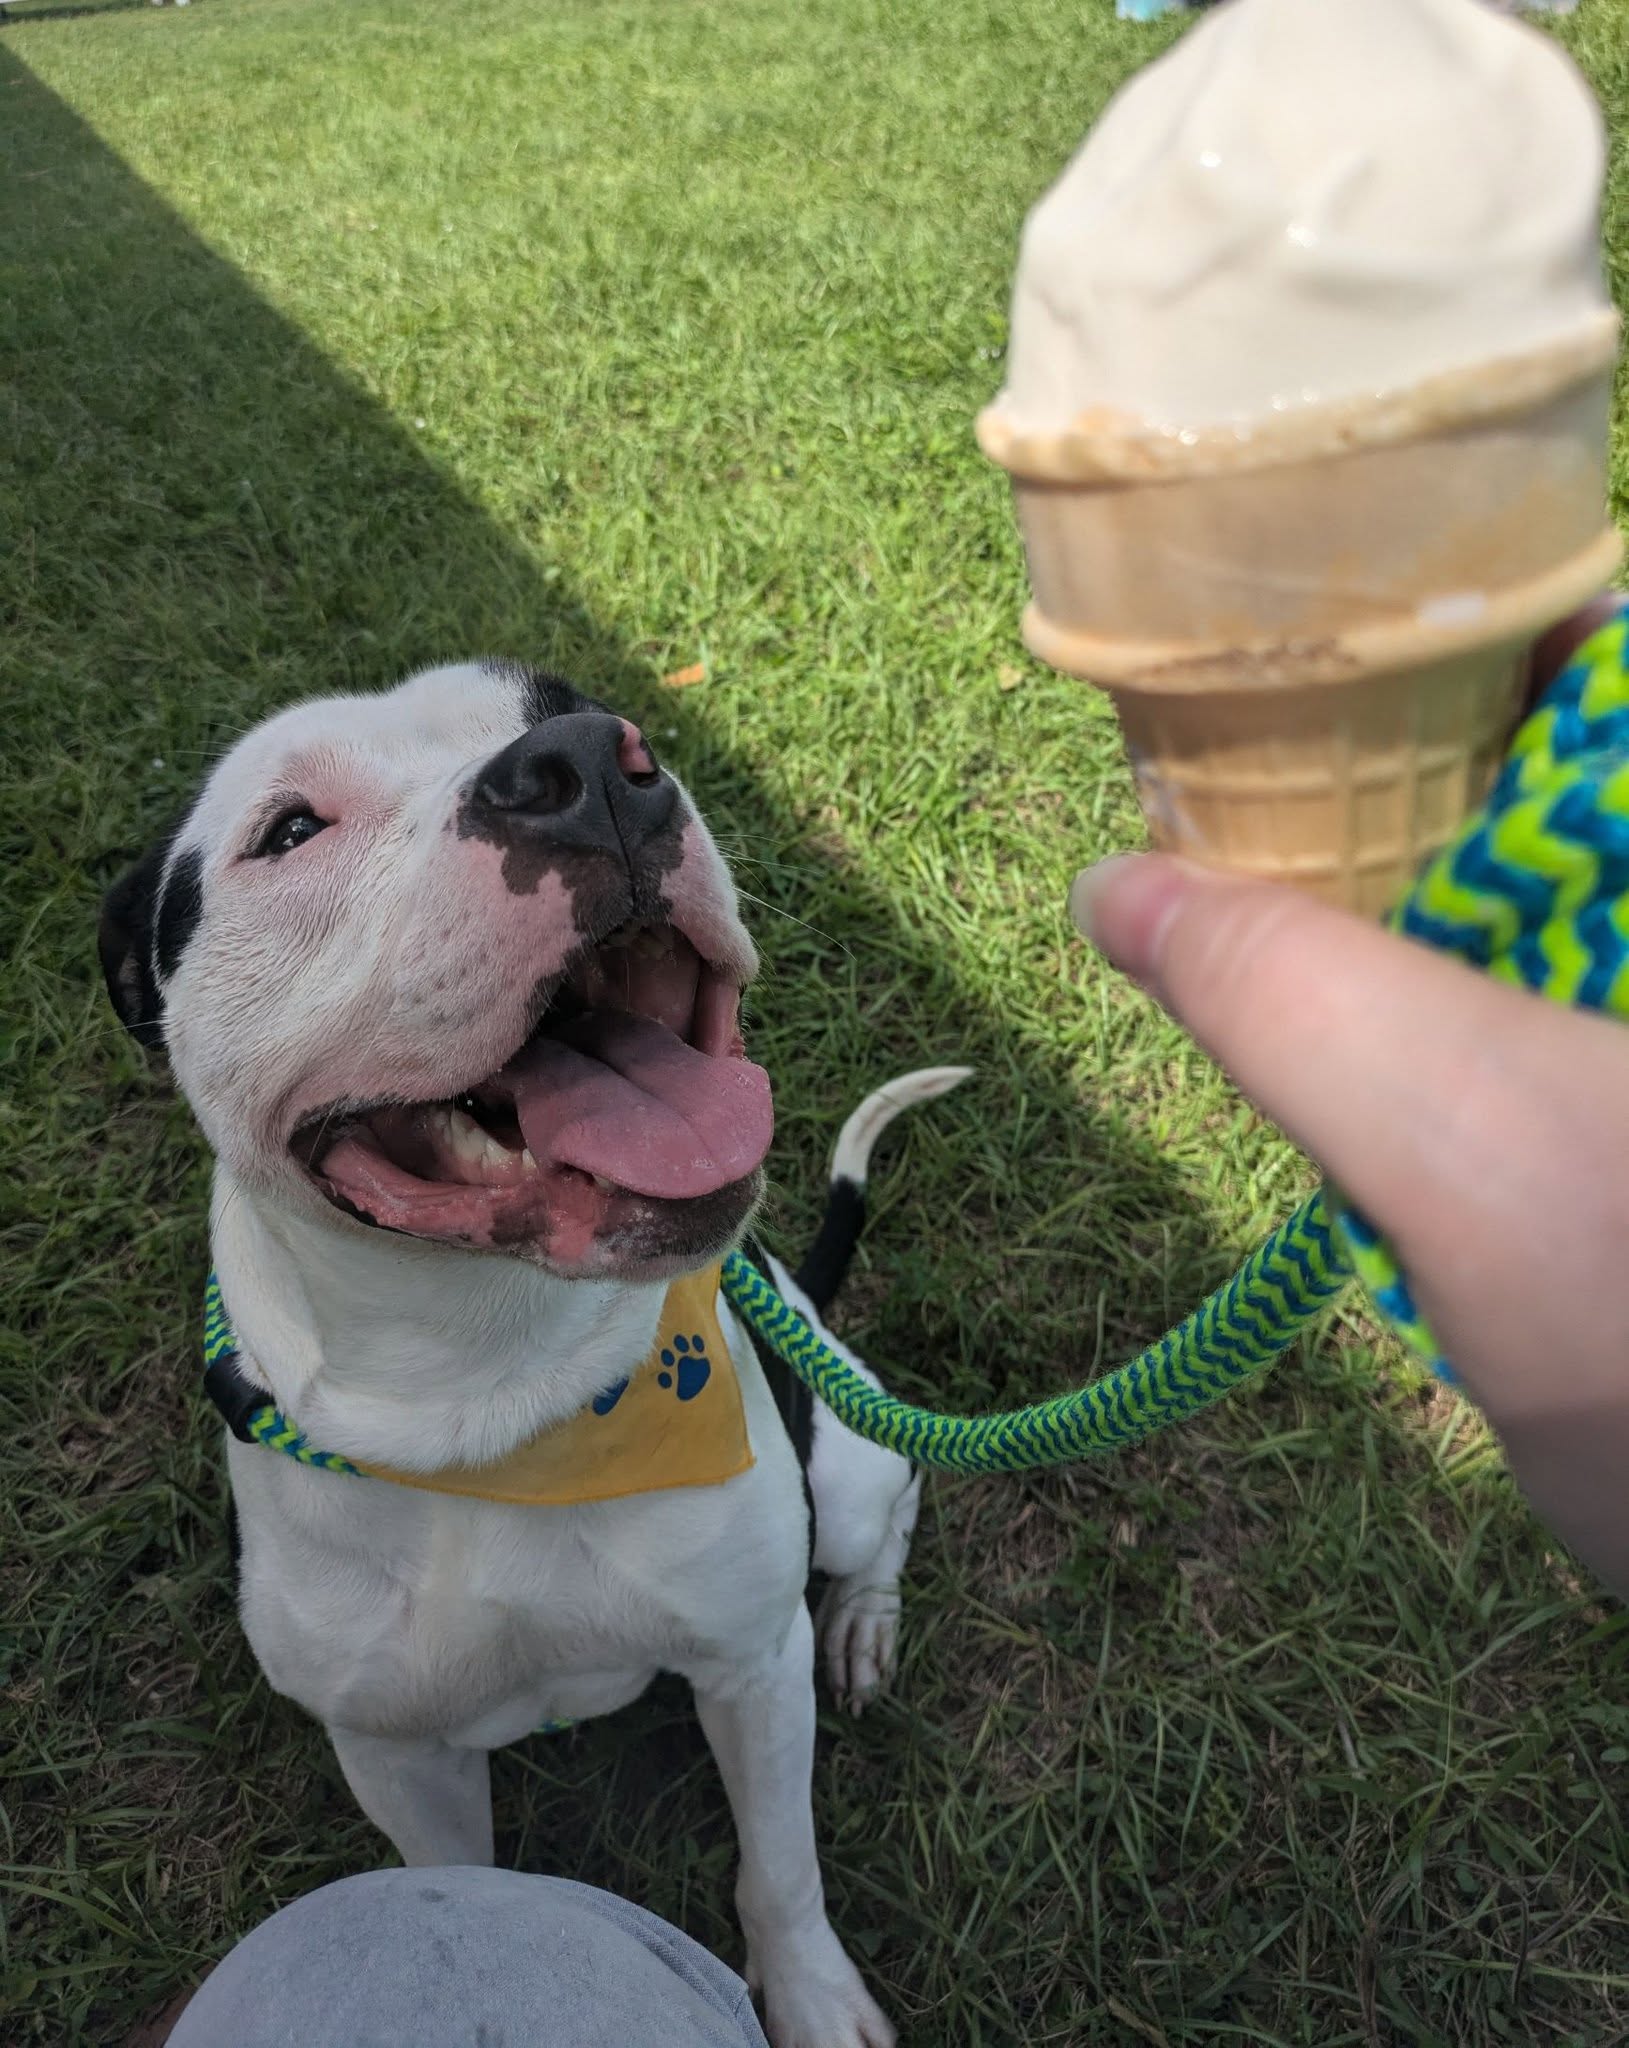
[994,0,1613,439]
[976,0,1621,917]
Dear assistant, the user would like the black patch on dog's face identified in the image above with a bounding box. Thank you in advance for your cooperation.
[482,659,605,729]
[455,809,688,909]
[153,847,205,982]
[99,821,199,1051]
[564,1170,765,1270]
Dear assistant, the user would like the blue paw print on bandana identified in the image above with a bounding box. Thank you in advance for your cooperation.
[659,1334,711,1401]
[590,1333,710,1416]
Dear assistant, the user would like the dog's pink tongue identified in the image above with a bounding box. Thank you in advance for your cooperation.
[503,1014,773,1200]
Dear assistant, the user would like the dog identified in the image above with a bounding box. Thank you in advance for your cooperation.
[100,660,967,2048]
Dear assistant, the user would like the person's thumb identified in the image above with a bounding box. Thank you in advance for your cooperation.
[1067,852,1610,1260]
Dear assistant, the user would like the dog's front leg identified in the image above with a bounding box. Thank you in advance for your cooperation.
[689,1604,894,2048]
[329,1726,494,1868]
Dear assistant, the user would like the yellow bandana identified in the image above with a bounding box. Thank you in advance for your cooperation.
[354,1263,753,1507]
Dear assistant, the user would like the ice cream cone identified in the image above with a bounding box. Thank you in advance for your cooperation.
[978,325,1621,916]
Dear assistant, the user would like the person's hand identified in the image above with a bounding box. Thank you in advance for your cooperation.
[1068,596,1629,1596]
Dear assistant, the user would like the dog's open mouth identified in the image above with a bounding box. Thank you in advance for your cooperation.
[292,921,772,1262]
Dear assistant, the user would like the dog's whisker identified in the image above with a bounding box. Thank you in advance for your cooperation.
[716,855,831,882]
[733,890,854,957]
[210,1177,248,1238]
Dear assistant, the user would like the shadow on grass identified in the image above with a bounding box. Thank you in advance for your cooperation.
[0,2,153,22]
[0,40,1232,2043]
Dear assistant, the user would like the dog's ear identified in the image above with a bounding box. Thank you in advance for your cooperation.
[99,833,193,1051]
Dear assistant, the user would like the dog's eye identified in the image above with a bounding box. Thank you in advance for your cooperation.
[254,808,330,858]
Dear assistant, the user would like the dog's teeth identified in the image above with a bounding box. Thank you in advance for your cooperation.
[520,1147,538,1172]
[591,1175,616,1194]
[443,1106,484,1159]
[444,1106,514,1178]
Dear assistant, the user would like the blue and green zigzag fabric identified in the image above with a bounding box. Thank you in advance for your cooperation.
[1333,608,1629,1374]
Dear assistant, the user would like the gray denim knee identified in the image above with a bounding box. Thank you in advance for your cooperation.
[168,1865,767,2047]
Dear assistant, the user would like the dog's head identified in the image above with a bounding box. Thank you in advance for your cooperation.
[100,663,771,1282]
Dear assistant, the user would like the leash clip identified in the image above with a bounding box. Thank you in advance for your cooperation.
[202,1349,274,1444]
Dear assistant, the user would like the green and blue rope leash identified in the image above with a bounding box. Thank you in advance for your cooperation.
[206,608,1629,1478]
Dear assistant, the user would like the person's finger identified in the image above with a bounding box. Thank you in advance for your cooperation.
[1068,853,1629,1283]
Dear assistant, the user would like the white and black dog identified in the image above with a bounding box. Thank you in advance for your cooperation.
[100,660,968,2048]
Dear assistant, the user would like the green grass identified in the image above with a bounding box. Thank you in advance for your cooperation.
[4,0,1629,2040]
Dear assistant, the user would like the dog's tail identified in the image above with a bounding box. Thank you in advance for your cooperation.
[792,1067,973,1312]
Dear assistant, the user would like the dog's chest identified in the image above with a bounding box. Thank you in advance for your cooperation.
[405,1497,706,1664]
[375,1512,676,1735]
[232,1424,806,1739]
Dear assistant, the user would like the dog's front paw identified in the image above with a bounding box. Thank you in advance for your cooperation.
[756,1939,895,2048]
[817,1578,901,1715]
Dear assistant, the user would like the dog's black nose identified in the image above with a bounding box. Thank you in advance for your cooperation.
[468,713,676,858]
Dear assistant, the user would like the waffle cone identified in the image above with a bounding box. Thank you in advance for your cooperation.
[978,323,1622,915]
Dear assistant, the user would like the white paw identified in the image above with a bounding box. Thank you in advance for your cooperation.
[754,1931,896,2048]
[817,1578,901,1714]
